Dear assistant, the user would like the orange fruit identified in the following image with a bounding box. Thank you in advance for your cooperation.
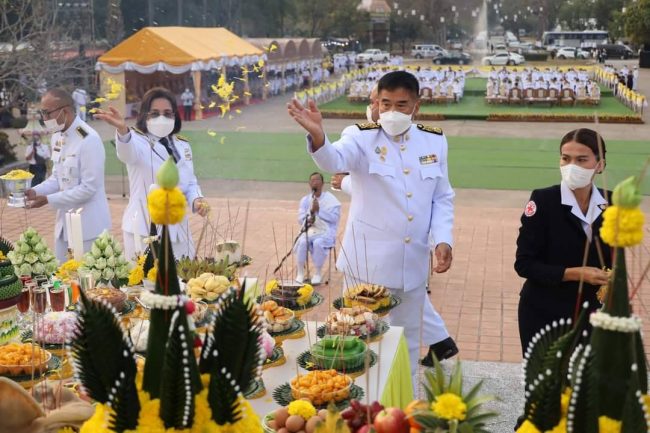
[404,399,429,429]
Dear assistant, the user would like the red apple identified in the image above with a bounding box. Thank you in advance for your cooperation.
[373,408,410,433]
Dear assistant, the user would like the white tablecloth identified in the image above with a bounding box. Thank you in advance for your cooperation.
[250,321,406,416]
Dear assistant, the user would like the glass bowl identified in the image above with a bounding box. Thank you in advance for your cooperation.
[290,370,352,406]
[0,344,52,376]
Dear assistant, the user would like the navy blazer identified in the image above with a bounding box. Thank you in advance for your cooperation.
[515,185,612,318]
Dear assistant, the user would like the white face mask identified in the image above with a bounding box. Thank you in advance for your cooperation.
[146,116,175,138]
[560,164,595,190]
[379,109,414,136]
[366,105,374,123]
[43,110,66,133]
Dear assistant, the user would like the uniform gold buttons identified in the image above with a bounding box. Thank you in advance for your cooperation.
[404,237,411,243]
[400,145,406,151]
[407,215,414,221]
[406,192,413,198]
[403,168,410,175]
[404,133,410,141]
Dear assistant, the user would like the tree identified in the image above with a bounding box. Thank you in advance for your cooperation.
[0,1,90,99]
[622,0,650,45]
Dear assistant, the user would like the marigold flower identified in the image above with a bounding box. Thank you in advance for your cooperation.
[431,392,467,421]
[147,187,187,225]
[287,400,317,420]
[599,206,644,247]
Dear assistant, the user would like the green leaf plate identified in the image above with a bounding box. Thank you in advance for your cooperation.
[0,353,61,383]
[263,345,286,369]
[272,382,364,410]
[297,349,378,377]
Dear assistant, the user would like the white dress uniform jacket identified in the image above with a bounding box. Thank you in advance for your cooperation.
[309,122,455,292]
[33,116,111,252]
[115,128,203,257]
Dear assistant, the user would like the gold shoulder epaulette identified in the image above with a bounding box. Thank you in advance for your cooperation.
[175,134,189,142]
[75,126,88,138]
[417,124,443,135]
[356,122,380,130]
[131,127,146,136]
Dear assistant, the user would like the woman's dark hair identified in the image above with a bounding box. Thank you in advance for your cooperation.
[377,70,420,98]
[560,128,606,162]
[136,87,182,135]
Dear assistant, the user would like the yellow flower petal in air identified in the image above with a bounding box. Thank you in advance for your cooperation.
[244,91,251,97]
[235,109,241,114]
[220,136,226,144]
[93,97,107,103]
[207,130,217,137]
[208,101,217,108]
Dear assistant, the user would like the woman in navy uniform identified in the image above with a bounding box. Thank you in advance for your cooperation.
[515,128,612,354]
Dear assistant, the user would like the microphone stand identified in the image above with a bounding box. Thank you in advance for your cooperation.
[273,189,317,278]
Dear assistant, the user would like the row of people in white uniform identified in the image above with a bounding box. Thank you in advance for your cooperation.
[26,87,209,264]
[488,66,590,84]
[487,78,601,98]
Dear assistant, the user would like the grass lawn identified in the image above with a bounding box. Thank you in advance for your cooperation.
[320,78,631,118]
[104,131,650,193]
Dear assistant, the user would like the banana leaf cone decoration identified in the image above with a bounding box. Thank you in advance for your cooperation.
[516,175,648,433]
[70,158,264,432]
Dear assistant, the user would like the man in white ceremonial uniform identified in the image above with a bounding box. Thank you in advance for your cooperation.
[95,87,209,262]
[294,172,341,285]
[288,71,458,388]
[26,88,111,263]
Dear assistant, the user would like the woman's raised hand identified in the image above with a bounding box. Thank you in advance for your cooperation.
[94,106,129,135]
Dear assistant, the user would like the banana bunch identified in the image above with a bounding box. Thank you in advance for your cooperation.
[186,272,230,301]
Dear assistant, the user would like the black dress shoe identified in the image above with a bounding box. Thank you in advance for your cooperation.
[420,337,459,367]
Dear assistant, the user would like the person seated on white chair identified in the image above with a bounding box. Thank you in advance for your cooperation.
[294,172,341,285]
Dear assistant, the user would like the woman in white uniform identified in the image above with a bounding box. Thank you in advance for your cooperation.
[95,87,210,262]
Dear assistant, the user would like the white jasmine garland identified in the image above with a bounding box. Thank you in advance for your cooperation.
[589,311,642,332]
[140,291,188,310]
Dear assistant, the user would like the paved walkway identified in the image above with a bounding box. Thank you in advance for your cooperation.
[3,184,649,364]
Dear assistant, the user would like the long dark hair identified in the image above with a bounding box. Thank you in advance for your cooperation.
[136,87,182,135]
[560,128,607,164]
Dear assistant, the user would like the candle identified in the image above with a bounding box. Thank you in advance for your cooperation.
[65,212,73,251]
[134,233,143,255]
[70,209,84,261]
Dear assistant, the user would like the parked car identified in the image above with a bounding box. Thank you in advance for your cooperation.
[432,51,472,65]
[556,47,590,59]
[597,43,635,59]
[411,44,446,59]
[448,40,463,50]
[482,51,525,66]
[509,42,534,54]
[356,48,390,63]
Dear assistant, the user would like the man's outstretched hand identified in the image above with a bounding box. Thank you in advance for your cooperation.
[287,99,325,149]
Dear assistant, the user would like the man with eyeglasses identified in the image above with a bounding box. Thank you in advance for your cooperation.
[26,88,111,263]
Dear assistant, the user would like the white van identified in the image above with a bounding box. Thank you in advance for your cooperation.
[411,44,445,58]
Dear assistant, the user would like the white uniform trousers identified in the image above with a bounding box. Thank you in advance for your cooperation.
[294,233,333,270]
[344,275,450,392]
[55,236,97,264]
[122,230,195,264]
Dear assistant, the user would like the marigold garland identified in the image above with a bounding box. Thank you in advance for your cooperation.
[128,256,146,286]
[431,392,467,421]
[148,187,187,225]
[599,206,644,247]
[515,420,541,433]
[598,416,622,433]
[147,266,158,283]
[79,375,262,433]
